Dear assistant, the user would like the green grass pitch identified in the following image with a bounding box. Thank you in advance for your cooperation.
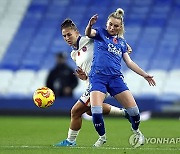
[0,116,179,154]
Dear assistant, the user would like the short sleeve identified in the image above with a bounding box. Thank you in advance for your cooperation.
[121,39,128,54]
[91,27,102,40]
[71,50,76,61]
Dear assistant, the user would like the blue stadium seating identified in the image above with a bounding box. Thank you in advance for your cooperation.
[0,0,180,102]
[0,0,179,71]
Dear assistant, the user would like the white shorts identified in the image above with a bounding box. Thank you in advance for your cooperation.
[79,84,91,107]
[79,84,109,107]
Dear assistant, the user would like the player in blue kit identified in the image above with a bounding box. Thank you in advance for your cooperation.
[85,8,156,147]
[54,19,132,147]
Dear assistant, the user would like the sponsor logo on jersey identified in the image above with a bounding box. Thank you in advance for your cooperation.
[108,43,122,55]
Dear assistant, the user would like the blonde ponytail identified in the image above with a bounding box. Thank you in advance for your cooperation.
[114,8,124,18]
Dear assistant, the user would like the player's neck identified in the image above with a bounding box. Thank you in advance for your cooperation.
[73,35,81,49]
[72,44,77,48]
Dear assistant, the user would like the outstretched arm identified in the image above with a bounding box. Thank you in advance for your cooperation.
[123,53,156,86]
[85,14,98,37]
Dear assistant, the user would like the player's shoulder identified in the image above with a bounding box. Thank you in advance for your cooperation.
[79,36,93,49]
[96,27,108,38]
[119,37,127,44]
[70,36,91,60]
[119,37,128,52]
[80,36,92,43]
[95,27,104,31]
[94,27,106,34]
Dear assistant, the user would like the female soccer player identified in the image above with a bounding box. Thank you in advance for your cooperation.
[54,19,132,146]
[85,8,156,147]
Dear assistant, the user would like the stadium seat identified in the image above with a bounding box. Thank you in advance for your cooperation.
[7,70,35,98]
[29,69,49,94]
[0,0,180,102]
[31,0,49,5]
[0,69,14,96]
[123,70,144,96]
[0,0,31,62]
[171,49,180,69]
[51,0,70,6]
[133,0,152,6]
[162,70,180,96]
[140,70,167,96]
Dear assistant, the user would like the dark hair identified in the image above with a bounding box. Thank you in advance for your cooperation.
[61,19,78,31]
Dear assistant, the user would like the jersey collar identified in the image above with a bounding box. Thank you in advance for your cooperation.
[72,36,81,50]
[105,29,118,39]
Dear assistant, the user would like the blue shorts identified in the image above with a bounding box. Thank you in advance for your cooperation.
[89,74,129,97]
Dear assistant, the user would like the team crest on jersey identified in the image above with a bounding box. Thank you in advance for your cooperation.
[113,38,118,44]
[82,46,87,52]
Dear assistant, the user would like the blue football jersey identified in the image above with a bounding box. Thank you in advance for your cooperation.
[89,27,127,76]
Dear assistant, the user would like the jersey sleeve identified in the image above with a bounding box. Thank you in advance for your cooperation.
[121,39,128,54]
[91,27,102,40]
[71,50,76,62]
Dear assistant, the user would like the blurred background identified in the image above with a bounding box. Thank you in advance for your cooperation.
[0,0,180,118]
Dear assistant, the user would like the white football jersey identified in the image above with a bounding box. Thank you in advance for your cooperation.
[71,36,94,76]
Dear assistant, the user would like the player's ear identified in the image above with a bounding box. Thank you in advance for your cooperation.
[75,30,79,36]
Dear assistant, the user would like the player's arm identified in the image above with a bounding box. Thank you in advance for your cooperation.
[85,14,98,37]
[123,53,156,86]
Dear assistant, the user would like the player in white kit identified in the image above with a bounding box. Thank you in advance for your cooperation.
[54,19,132,146]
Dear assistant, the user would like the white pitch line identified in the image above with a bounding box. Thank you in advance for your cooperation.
[0,145,180,151]
[70,146,180,151]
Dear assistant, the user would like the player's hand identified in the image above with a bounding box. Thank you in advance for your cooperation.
[126,43,132,54]
[89,14,98,26]
[143,74,156,86]
[74,67,88,80]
